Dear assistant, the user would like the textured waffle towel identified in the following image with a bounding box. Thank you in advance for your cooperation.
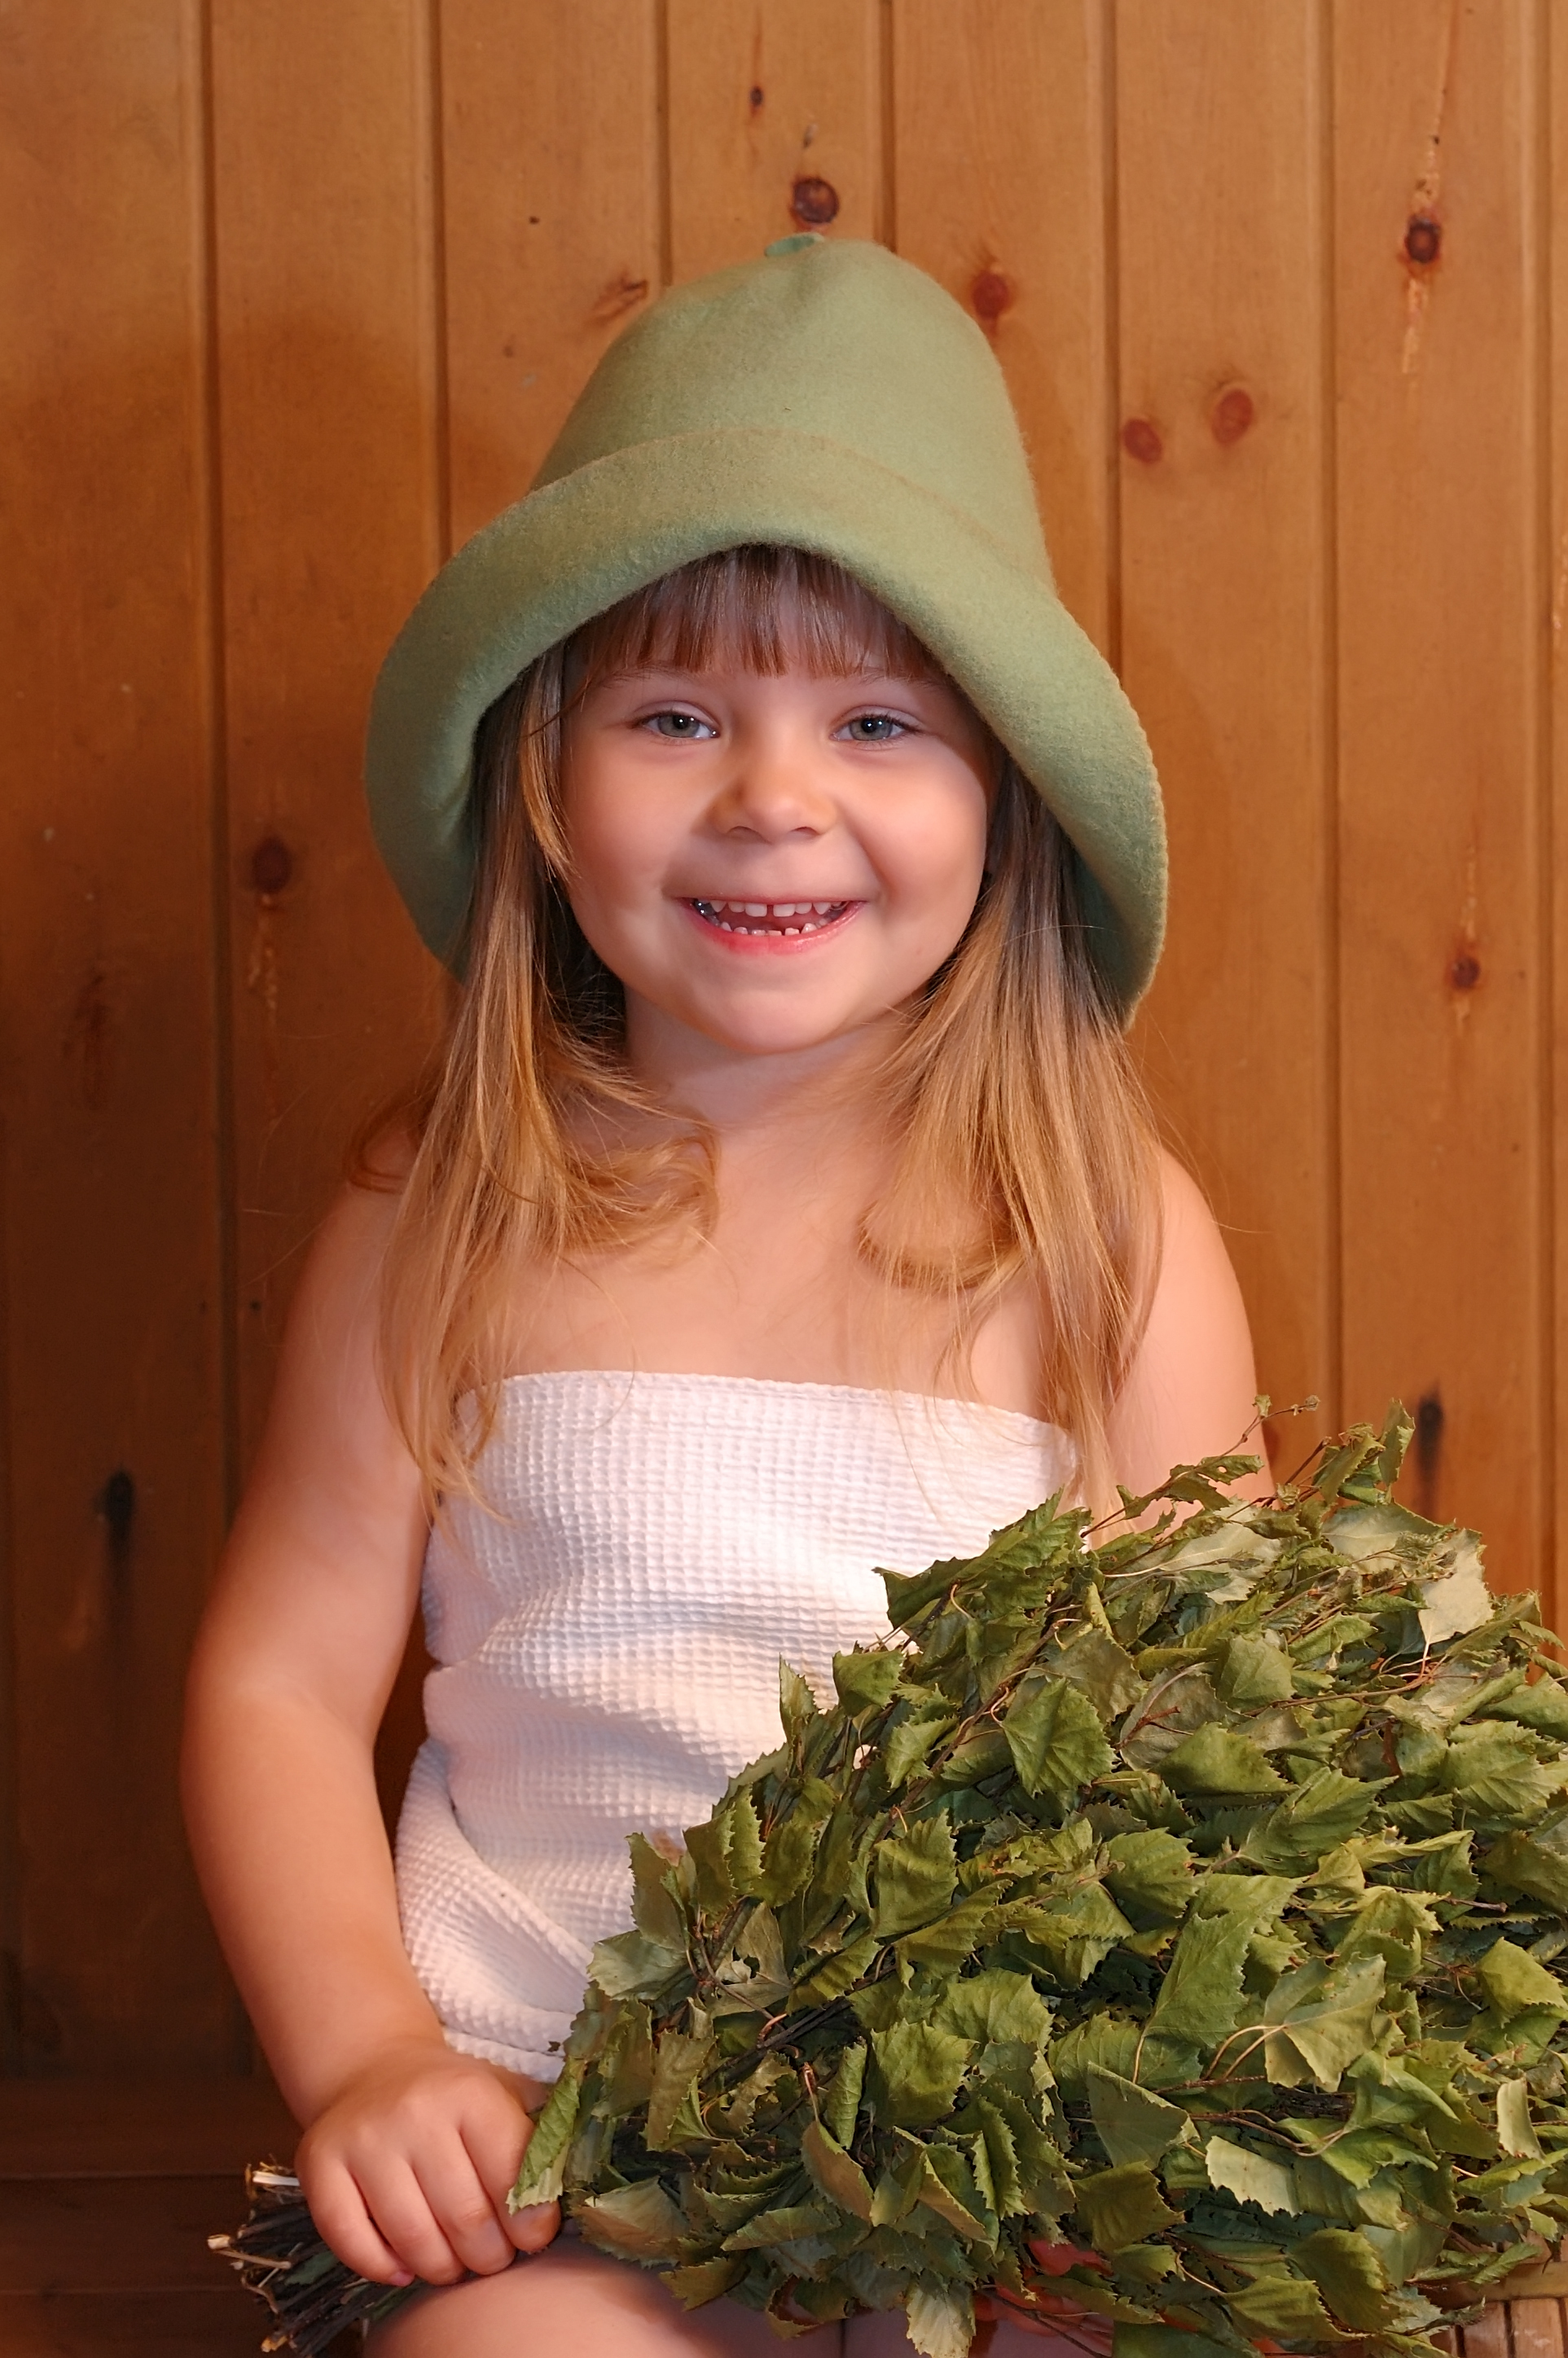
[395,1369,1072,2077]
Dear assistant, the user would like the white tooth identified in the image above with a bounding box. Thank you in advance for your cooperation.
[743,902,767,917]
[773,902,797,917]
[784,925,801,934]
[719,920,733,930]
[813,901,832,914]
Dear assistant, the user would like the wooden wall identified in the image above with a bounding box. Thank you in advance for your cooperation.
[0,0,1557,2075]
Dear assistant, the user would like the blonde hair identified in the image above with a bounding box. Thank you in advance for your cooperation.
[369,547,1161,1504]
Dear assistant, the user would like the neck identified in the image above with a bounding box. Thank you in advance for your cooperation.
[623,1001,902,1143]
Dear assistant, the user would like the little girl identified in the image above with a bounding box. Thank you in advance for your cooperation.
[184,236,1269,2356]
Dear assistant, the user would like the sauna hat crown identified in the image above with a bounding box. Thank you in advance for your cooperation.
[366,234,1166,1014]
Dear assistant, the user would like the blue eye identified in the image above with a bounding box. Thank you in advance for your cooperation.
[645,709,714,739]
[841,713,907,743]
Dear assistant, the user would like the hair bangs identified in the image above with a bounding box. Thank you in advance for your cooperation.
[567,544,942,687]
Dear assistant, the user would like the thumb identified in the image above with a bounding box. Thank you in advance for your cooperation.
[506,2193,561,2252]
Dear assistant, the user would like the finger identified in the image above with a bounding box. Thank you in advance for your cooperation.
[507,2193,561,2252]
[455,2092,555,2255]
[411,2145,519,2277]
[300,2161,418,2288]
[352,2156,471,2286]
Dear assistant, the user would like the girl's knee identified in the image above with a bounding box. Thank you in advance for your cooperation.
[368,2241,839,2356]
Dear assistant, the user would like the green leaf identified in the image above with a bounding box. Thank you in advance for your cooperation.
[509,2057,583,2208]
[721,1789,766,1899]
[884,1707,959,1790]
[664,2256,746,2308]
[1104,1829,1194,1924]
[1159,1722,1285,1796]
[1048,1629,1147,1719]
[791,1929,879,2006]
[755,1776,835,1905]
[1074,2162,1179,2253]
[1497,2075,1542,2159]
[578,2178,687,2262]
[1147,1909,1252,2051]
[867,2022,975,2127]
[1242,1766,1385,1870]
[722,2201,836,2250]
[779,1658,819,1745]
[1477,1936,1568,2021]
[933,1968,1052,2050]
[917,2142,995,2242]
[898,1886,1003,1969]
[589,1925,686,2000]
[1292,2227,1397,2332]
[822,2041,867,2145]
[873,1814,958,1935]
[972,2094,1028,2216]
[1086,2066,1192,2170]
[1114,2329,1232,2358]
[1484,1676,1568,1737]
[1263,1957,1387,2090]
[904,2283,976,2358]
[1003,1679,1113,1798]
[646,2026,715,2149]
[1226,2270,1342,2339]
[683,1816,734,1911]
[802,2117,874,2220]
[1485,1827,1568,1912]
[627,1832,686,1948]
[1219,1635,1294,1705]
[1204,2132,1298,2215]
[833,1646,905,1717]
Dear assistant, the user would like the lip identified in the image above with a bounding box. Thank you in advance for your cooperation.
[679,898,863,954]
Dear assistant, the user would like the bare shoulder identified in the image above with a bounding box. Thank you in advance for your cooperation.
[1106,1149,1272,1499]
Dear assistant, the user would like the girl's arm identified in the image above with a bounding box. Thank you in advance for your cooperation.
[1107,1152,1276,1503]
[182,1179,556,2286]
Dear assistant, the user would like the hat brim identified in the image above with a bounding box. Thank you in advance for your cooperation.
[366,426,1165,1015]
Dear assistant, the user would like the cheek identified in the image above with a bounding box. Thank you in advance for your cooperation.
[560,775,661,920]
[876,779,990,917]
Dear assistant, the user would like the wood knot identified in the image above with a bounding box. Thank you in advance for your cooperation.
[94,1468,135,1565]
[1449,951,1481,992]
[249,836,293,896]
[1210,386,1255,446]
[970,270,1013,332]
[790,176,839,226]
[591,272,650,323]
[1404,213,1442,268]
[1412,1390,1443,1519]
[1121,417,1163,466]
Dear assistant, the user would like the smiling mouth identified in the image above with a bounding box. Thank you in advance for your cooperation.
[689,898,853,937]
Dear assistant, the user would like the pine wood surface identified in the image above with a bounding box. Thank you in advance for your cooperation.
[1,0,1563,2092]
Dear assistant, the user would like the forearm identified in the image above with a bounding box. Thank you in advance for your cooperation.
[182,1668,443,2123]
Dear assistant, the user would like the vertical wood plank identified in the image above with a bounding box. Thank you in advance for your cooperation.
[1508,2301,1564,2358]
[209,5,448,1478]
[891,0,1113,653]
[1556,0,1568,1643]
[1114,2,1335,1466]
[666,1,883,283]
[440,0,664,549]
[1462,2312,1512,2358]
[1334,0,1545,1598]
[0,1,234,2067]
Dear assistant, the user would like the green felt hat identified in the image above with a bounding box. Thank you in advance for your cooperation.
[366,235,1166,1013]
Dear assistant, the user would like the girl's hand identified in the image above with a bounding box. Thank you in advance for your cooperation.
[296,2040,561,2286]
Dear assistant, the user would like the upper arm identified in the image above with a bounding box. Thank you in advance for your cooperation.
[188,1178,431,1742]
[1105,1152,1272,1501]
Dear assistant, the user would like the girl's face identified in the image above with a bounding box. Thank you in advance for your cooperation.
[558,661,994,1072]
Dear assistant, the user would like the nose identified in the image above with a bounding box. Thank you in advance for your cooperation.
[705,725,837,844]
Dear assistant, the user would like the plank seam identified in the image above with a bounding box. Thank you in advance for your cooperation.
[1318,0,1343,1436]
